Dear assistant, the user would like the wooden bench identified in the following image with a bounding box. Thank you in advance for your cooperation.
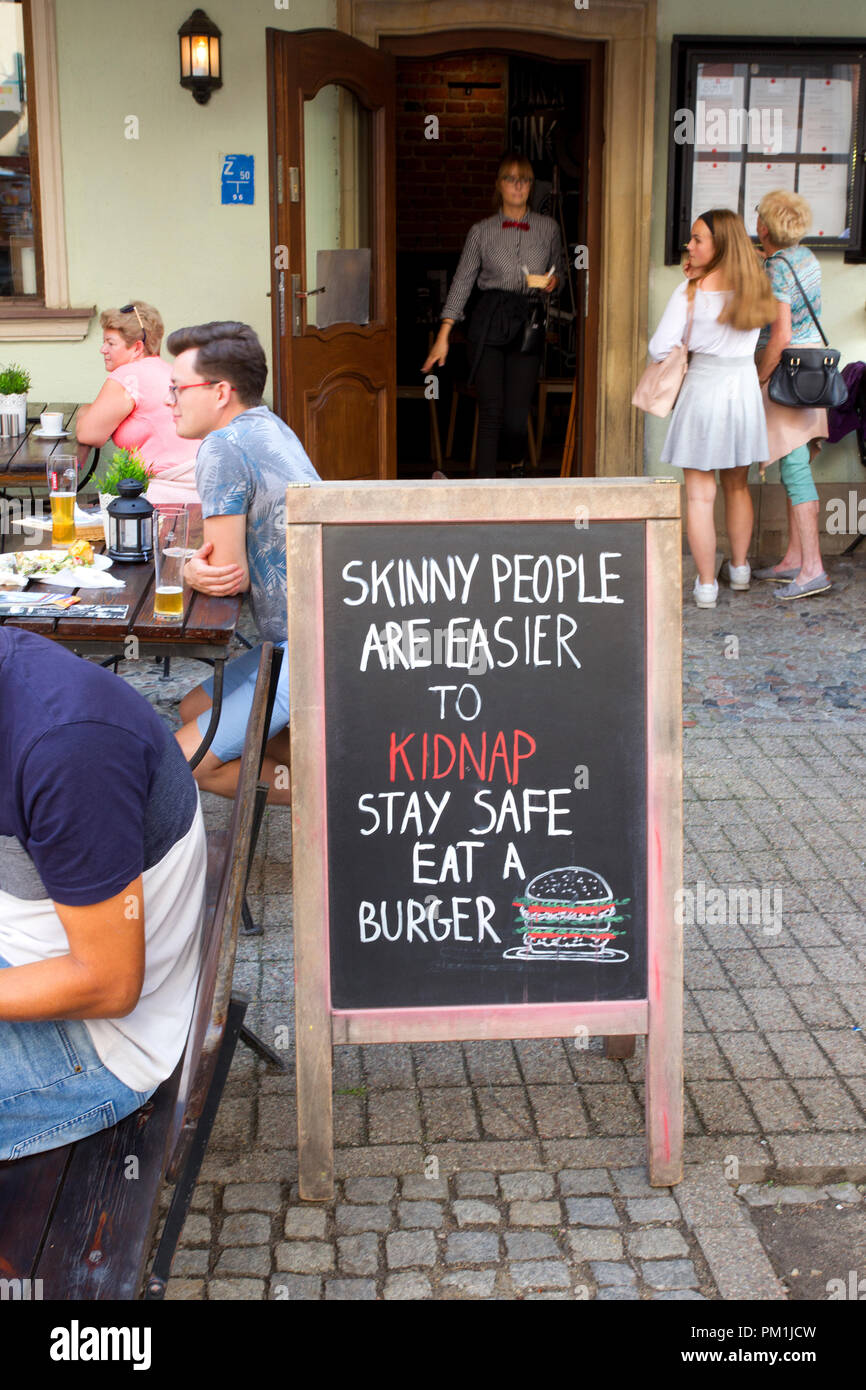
[0,642,281,1299]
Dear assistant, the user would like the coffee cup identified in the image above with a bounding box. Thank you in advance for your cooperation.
[40,411,63,434]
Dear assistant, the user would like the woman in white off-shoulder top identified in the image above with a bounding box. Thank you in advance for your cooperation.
[648,209,777,608]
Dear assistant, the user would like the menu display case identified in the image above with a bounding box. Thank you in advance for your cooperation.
[665,37,866,263]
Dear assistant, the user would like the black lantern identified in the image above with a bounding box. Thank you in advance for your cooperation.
[107,479,154,563]
[178,9,222,105]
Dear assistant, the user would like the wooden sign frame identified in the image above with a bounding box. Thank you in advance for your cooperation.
[286,479,682,1199]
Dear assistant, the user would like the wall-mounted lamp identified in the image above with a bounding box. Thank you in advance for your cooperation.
[178,9,222,105]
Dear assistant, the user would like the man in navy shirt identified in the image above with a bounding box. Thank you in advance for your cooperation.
[0,628,206,1160]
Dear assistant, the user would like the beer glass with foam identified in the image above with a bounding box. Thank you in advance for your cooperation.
[46,455,78,545]
[153,506,189,622]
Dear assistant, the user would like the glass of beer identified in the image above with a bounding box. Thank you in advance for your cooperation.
[153,506,189,622]
[46,455,78,545]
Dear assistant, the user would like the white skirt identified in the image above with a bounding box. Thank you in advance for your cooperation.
[661,353,769,472]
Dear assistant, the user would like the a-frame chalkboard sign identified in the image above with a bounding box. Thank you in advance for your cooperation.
[286,480,682,1199]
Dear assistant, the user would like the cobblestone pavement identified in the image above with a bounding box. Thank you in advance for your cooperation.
[123,553,866,1300]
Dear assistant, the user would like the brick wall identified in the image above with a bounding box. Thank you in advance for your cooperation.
[396,54,508,254]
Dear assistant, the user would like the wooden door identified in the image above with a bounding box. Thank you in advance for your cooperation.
[267,29,396,479]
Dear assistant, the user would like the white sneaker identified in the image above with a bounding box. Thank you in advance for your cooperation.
[727,562,751,591]
[693,578,718,609]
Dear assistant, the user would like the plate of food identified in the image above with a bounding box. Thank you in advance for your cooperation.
[0,543,120,588]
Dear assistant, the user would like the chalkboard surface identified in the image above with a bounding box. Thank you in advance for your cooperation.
[323,522,647,1011]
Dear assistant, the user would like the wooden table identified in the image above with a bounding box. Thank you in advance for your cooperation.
[0,521,242,769]
[0,402,98,495]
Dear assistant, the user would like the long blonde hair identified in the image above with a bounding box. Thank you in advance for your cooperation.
[688,209,777,331]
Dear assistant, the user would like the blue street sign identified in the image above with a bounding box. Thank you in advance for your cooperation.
[221,154,254,205]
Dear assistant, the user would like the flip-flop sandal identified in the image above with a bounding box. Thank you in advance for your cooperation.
[773,573,831,600]
[753,565,799,581]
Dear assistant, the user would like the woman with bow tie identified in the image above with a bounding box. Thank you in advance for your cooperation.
[422,152,565,477]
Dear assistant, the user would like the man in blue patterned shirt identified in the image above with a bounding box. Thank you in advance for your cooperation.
[166,321,319,801]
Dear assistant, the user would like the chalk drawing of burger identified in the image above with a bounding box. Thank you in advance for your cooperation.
[504,866,630,963]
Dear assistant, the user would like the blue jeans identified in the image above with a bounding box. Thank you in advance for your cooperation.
[0,955,154,1161]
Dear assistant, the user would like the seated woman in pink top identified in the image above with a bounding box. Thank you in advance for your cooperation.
[76,301,201,504]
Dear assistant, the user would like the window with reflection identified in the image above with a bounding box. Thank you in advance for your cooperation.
[303,83,372,328]
[0,0,39,299]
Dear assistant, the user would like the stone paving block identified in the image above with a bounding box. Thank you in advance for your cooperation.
[674,1166,751,1230]
[510,1200,561,1227]
[421,1088,479,1141]
[569,1053,629,1084]
[544,1137,645,1170]
[595,1285,640,1300]
[625,1196,680,1223]
[445,1232,501,1264]
[689,1081,760,1133]
[362,1044,415,1089]
[558,1168,613,1196]
[567,1229,623,1261]
[641,1259,698,1290]
[628,1228,690,1259]
[760,948,819,987]
[335,1204,392,1234]
[452,1200,500,1227]
[333,1093,365,1146]
[590,1261,636,1286]
[510,1260,570,1289]
[477,1086,535,1139]
[337,1234,379,1276]
[609,1166,657,1198]
[441,1270,497,1297]
[219,1212,271,1247]
[385,1230,437,1269]
[514,1038,575,1084]
[394,1195,446,1228]
[825,1182,863,1203]
[812,1030,866,1076]
[683,1033,732,1081]
[367,1090,423,1144]
[504,1231,561,1260]
[740,1079,811,1131]
[691,990,755,1032]
[171,1248,210,1277]
[401,1174,450,1200]
[165,1279,205,1301]
[255,1095,296,1150]
[343,1177,397,1204]
[334,1144,423,1181]
[210,1096,254,1148]
[499,1171,555,1201]
[274,1241,335,1274]
[581,1084,644,1136]
[208,1278,266,1300]
[788,987,851,1029]
[565,1197,618,1227]
[411,1042,467,1086]
[737,1183,826,1206]
[794,1079,865,1129]
[528,1083,589,1138]
[433,1140,542,1174]
[695,1225,786,1300]
[181,1213,212,1245]
[215,1246,271,1277]
[385,1273,433,1299]
[652,1290,707,1300]
[721,953,778,990]
[189,1184,215,1212]
[324,1279,378,1300]
[453,1171,497,1197]
[270,1274,322,1300]
[463,1040,522,1086]
[763,1031,834,1077]
[223,1183,282,1214]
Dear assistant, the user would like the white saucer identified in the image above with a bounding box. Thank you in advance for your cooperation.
[32,427,69,439]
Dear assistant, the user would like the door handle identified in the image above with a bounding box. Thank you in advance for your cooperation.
[295,286,326,298]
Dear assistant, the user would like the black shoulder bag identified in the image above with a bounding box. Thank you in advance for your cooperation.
[767,256,848,410]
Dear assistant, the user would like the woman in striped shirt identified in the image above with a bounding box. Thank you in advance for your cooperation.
[422,152,566,477]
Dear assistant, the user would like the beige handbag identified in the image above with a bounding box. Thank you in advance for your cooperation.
[632,293,695,418]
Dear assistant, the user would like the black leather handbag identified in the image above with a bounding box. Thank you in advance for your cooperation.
[520,294,547,356]
[767,256,848,411]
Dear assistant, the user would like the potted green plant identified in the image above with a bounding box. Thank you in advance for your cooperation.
[0,362,31,433]
[98,447,154,543]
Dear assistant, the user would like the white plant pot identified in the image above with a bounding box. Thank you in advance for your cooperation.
[0,392,27,434]
[98,491,117,546]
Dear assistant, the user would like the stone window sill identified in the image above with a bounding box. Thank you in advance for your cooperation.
[0,305,96,341]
